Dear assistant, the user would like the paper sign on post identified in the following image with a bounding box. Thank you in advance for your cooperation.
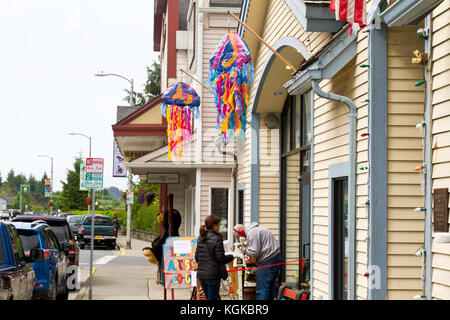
[173,240,192,255]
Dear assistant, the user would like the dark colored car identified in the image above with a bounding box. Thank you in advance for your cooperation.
[67,215,82,239]
[78,214,116,250]
[12,216,80,267]
[0,221,42,300]
[12,221,70,300]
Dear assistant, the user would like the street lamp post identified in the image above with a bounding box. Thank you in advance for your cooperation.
[69,132,94,299]
[38,155,53,214]
[69,132,92,214]
[95,72,134,250]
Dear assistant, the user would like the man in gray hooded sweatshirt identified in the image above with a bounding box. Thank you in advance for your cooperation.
[233,222,281,300]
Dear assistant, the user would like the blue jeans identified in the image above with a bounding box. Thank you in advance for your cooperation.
[199,278,221,300]
[256,252,282,300]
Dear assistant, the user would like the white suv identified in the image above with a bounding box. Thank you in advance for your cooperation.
[0,210,10,220]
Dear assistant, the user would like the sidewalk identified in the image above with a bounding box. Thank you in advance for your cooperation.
[72,235,198,300]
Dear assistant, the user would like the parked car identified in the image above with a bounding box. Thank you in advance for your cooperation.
[0,221,42,300]
[0,210,10,221]
[58,212,76,219]
[78,214,116,250]
[67,215,81,239]
[9,209,21,219]
[12,216,80,267]
[12,221,70,300]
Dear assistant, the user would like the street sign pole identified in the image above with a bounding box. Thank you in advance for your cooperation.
[85,158,102,301]
[19,189,22,212]
[89,189,95,300]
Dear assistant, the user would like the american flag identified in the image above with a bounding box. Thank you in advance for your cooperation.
[330,0,367,28]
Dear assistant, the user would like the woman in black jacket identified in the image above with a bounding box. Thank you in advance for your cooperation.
[195,215,233,300]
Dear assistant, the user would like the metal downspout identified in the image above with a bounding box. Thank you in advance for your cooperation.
[424,14,433,300]
[312,79,358,300]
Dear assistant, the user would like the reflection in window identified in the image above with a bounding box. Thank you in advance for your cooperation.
[211,188,229,240]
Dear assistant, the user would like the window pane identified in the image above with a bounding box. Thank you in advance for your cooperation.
[294,96,301,149]
[211,188,229,240]
[18,232,40,251]
[51,225,71,243]
[302,91,312,146]
[285,153,300,284]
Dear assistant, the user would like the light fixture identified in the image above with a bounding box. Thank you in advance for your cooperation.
[414,207,426,212]
[285,65,292,70]
[273,91,283,96]
[416,121,425,128]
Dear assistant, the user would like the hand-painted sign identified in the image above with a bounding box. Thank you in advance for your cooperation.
[162,236,198,289]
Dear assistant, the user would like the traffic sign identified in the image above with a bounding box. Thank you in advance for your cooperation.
[85,172,103,189]
[21,184,30,193]
[86,158,104,173]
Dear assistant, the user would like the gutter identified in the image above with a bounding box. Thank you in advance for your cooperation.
[424,14,432,301]
[311,79,357,300]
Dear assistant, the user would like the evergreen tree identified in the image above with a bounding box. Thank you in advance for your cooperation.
[60,157,88,210]
[123,56,161,106]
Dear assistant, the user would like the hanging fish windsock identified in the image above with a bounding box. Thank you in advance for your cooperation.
[161,82,200,160]
[207,31,254,143]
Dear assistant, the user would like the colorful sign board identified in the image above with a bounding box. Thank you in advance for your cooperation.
[86,158,104,173]
[80,163,87,191]
[85,158,104,189]
[113,141,127,177]
[126,192,134,204]
[162,236,198,289]
[44,179,52,197]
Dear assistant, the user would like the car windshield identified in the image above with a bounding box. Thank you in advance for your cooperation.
[50,225,72,243]
[68,216,81,223]
[83,217,113,226]
[17,230,40,251]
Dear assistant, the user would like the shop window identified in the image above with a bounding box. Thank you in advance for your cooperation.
[211,188,229,239]
[281,91,312,289]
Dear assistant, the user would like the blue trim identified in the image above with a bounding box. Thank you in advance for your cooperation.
[328,162,350,300]
[368,23,388,300]
[254,37,311,111]
[284,0,345,32]
[250,113,260,223]
[380,0,444,27]
[249,37,311,223]
[285,31,357,94]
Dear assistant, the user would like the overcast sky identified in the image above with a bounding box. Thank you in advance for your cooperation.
[0,0,158,192]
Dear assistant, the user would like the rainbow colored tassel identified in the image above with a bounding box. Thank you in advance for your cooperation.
[208,32,254,144]
[161,82,200,160]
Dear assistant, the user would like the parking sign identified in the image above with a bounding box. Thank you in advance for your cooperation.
[85,158,104,189]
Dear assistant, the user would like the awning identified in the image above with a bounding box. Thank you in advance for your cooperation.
[112,95,167,162]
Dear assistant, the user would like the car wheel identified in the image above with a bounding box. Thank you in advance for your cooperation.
[57,284,69,300]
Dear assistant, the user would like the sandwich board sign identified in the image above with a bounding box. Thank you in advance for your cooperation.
[85,158,104,190]
[162,236,198,290]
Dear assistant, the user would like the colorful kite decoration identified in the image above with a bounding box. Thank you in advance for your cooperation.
[208,31,253,143]
[161,82,200,160]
